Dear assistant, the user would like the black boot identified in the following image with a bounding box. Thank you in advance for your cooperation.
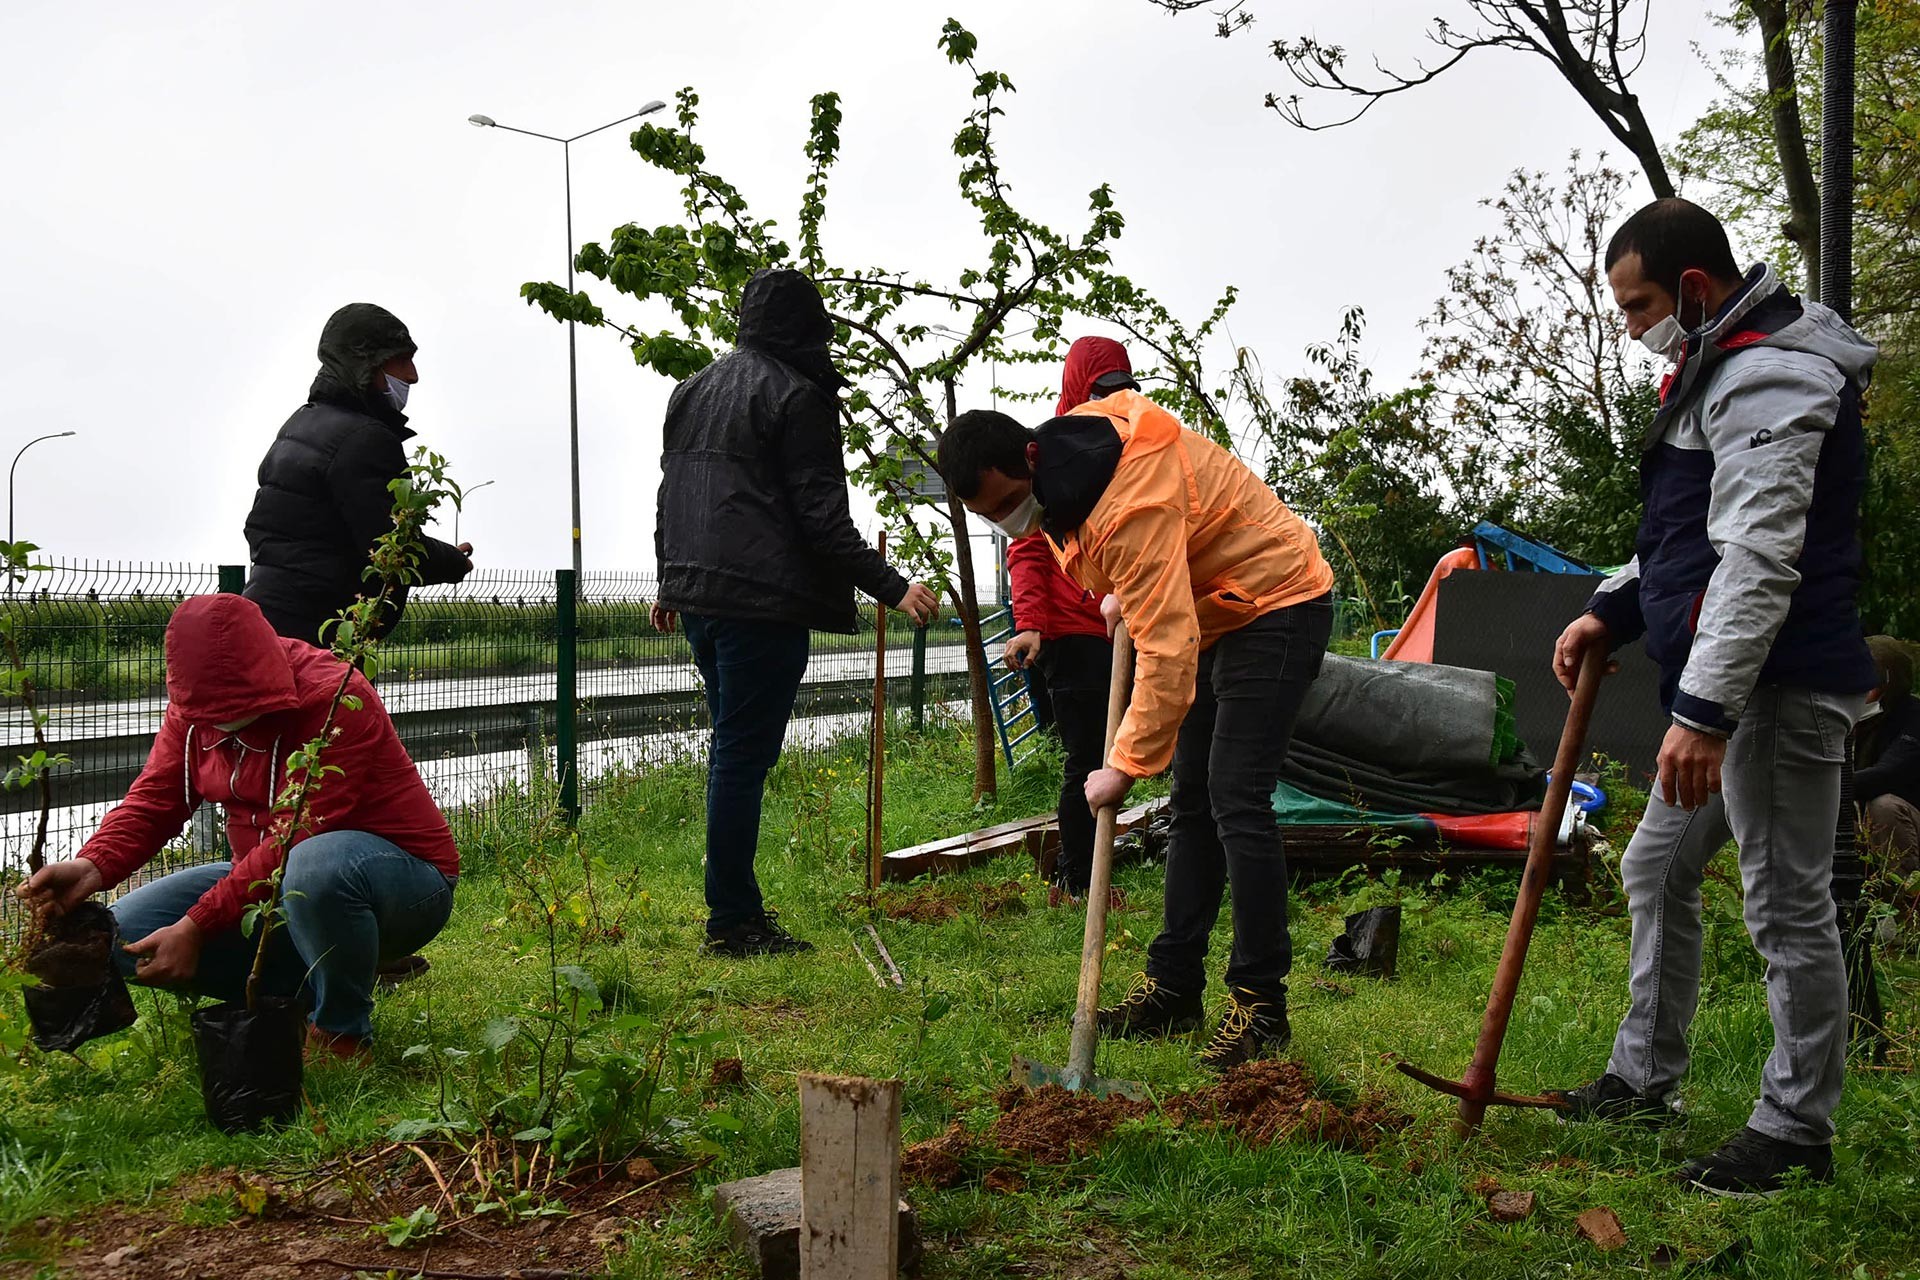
[703,910,813,958]
[1679,1126,1833,1198]
[1096,973,1203,1039]
[1198,988,1290,1071]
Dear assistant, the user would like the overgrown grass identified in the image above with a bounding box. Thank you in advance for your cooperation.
[2,720,1917,1278]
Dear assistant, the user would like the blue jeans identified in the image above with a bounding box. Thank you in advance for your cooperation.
[109,830,455,1039]
[684,614,811,933]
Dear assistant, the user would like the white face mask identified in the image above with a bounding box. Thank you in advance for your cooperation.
[988,493,1043,540]
[385,373,411,411]
[1637,275,1704,364]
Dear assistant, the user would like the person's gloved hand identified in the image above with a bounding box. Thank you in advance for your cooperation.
[1004,630,1042,670]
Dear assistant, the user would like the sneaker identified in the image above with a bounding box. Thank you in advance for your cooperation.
[1096,972,1203,1039]
[703,910,814,957]
[1679,1126,1833,1199]
[1549,1072,1677,1127]
[1198,988,1290,1071]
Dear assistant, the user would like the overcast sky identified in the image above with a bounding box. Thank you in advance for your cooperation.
[2,1,1731,574]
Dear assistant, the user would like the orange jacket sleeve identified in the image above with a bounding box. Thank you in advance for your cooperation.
[1090,501,1199,777]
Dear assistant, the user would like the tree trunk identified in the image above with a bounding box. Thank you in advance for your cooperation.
[1749,0,1822,297]
[944,492,998,803]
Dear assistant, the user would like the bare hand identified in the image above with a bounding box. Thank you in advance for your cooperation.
[1656,723,1727,811]
[123,917,205,986]
[1552,612,1618,693]
[650,603,678,634]
[1084,767,1133,814]
[1099,594,1122,639]
[14,858,103,916]
[1004,630,1042,670]
[457,542,474,557]
[894,583,939,627]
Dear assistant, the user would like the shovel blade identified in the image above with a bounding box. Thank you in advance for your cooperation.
[1011,1054,1147,1102]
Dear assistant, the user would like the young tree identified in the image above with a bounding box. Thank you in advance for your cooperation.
[523,20,1236,800]
[1227,309,1457,621]
[1145,0,1677,198]
[1418,155,1652,565]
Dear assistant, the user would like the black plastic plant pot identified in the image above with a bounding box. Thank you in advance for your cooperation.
[191,997,306,1133]
[23,901,139,1053]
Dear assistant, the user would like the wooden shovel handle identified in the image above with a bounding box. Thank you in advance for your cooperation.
[1065,621,1133,1083]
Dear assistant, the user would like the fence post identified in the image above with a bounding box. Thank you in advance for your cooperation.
[218,564,246,595]
[799,1074,902,1280]
[910,625,928,732]
[556,568,579,823]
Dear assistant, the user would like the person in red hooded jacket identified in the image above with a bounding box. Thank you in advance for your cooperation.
[15,594,459,1059]
[1001,337,1135,904]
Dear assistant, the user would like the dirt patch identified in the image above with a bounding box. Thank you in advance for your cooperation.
[707,1057,746,1092]
[875,880,1028,925]
[901,1123,979,1189]
[1,1145,690,1280]
[1164,1060,1413,1152]
[989,1084,1150,1165]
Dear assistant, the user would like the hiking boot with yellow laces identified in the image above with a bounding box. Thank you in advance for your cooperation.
[1095,972,1203,1039]
[1198,987,1290,1071]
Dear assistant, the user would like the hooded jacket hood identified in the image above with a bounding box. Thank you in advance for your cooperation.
[311,303,416,427]
[164,595,302,726]
[737,269,848,392]
[1055,336,1133,417]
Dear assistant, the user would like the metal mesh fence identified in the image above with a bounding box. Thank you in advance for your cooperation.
[2,561,976,912]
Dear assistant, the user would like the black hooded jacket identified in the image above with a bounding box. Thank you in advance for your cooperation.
[654,269,907,632]
[243,304,472,645]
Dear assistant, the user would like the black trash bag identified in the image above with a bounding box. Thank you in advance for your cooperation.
[22,901,139,1053]
[192,997,306,1133]
[1325,905,1402,979]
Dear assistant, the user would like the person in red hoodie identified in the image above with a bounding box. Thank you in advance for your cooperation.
[1001,336,1137,904]
[14,594,458,1058]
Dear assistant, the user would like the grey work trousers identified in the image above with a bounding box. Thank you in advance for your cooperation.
[1607,684,1864,1144]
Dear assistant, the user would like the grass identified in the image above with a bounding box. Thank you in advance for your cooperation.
[3,720,1918,1278]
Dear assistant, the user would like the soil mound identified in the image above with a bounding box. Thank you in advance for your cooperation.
[1166,1060,1412,1152]
[988,1084,1150,1165]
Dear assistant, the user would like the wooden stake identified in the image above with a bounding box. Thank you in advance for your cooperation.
[868,533,888,891]
[799,1074,901,1280]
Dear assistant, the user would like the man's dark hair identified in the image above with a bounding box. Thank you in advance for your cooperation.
[1605,198,1743,289]
[938,410,1033,500]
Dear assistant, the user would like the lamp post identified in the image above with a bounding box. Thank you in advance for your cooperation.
[454,478,496,546]
[9,431,77,548]
[469,101,667,584]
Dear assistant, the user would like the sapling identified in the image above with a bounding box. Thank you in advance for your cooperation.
[240,450,463,1011]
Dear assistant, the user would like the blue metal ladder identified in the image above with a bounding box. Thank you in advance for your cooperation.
[980,605,1043,771]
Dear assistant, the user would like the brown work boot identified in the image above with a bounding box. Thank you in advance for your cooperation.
[305,1024,370,1063]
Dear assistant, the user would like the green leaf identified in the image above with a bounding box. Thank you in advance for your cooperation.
[555,965,601,1006]
[481,1016,523,1052]
[511,1126,553,1142]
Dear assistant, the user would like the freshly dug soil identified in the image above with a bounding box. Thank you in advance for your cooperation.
[1165,1060,1413,1152]
[989,1085,1150,1165]
[877,880,1028,925]
[902,1122,978,1189]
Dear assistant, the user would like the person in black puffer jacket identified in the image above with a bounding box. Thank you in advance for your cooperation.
[650,269,937,958]
[243,304,474,645]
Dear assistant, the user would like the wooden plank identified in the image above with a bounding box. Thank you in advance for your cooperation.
[799,1074,901,1280]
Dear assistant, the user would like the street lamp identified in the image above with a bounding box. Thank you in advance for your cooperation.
[454,478,496,546]
[468,100,668,585]
[9,431,77,547]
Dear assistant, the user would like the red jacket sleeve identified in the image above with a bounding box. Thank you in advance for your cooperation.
[1007,534,1053,637]
[78,715,196,890]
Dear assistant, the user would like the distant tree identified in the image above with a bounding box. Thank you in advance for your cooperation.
[523,20,1237,799]
[1418,155,1651,566]
[1145,0,1677,198]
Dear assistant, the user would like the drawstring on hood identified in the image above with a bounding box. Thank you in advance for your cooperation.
[736,269,849,393]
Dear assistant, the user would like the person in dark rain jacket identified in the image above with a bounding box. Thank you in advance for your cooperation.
[650,269,937,957]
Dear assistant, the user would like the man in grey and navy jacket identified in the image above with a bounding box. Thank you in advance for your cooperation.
[1549,199,1877,1198]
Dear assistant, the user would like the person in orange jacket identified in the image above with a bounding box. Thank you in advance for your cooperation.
[938,351,1335,1069]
